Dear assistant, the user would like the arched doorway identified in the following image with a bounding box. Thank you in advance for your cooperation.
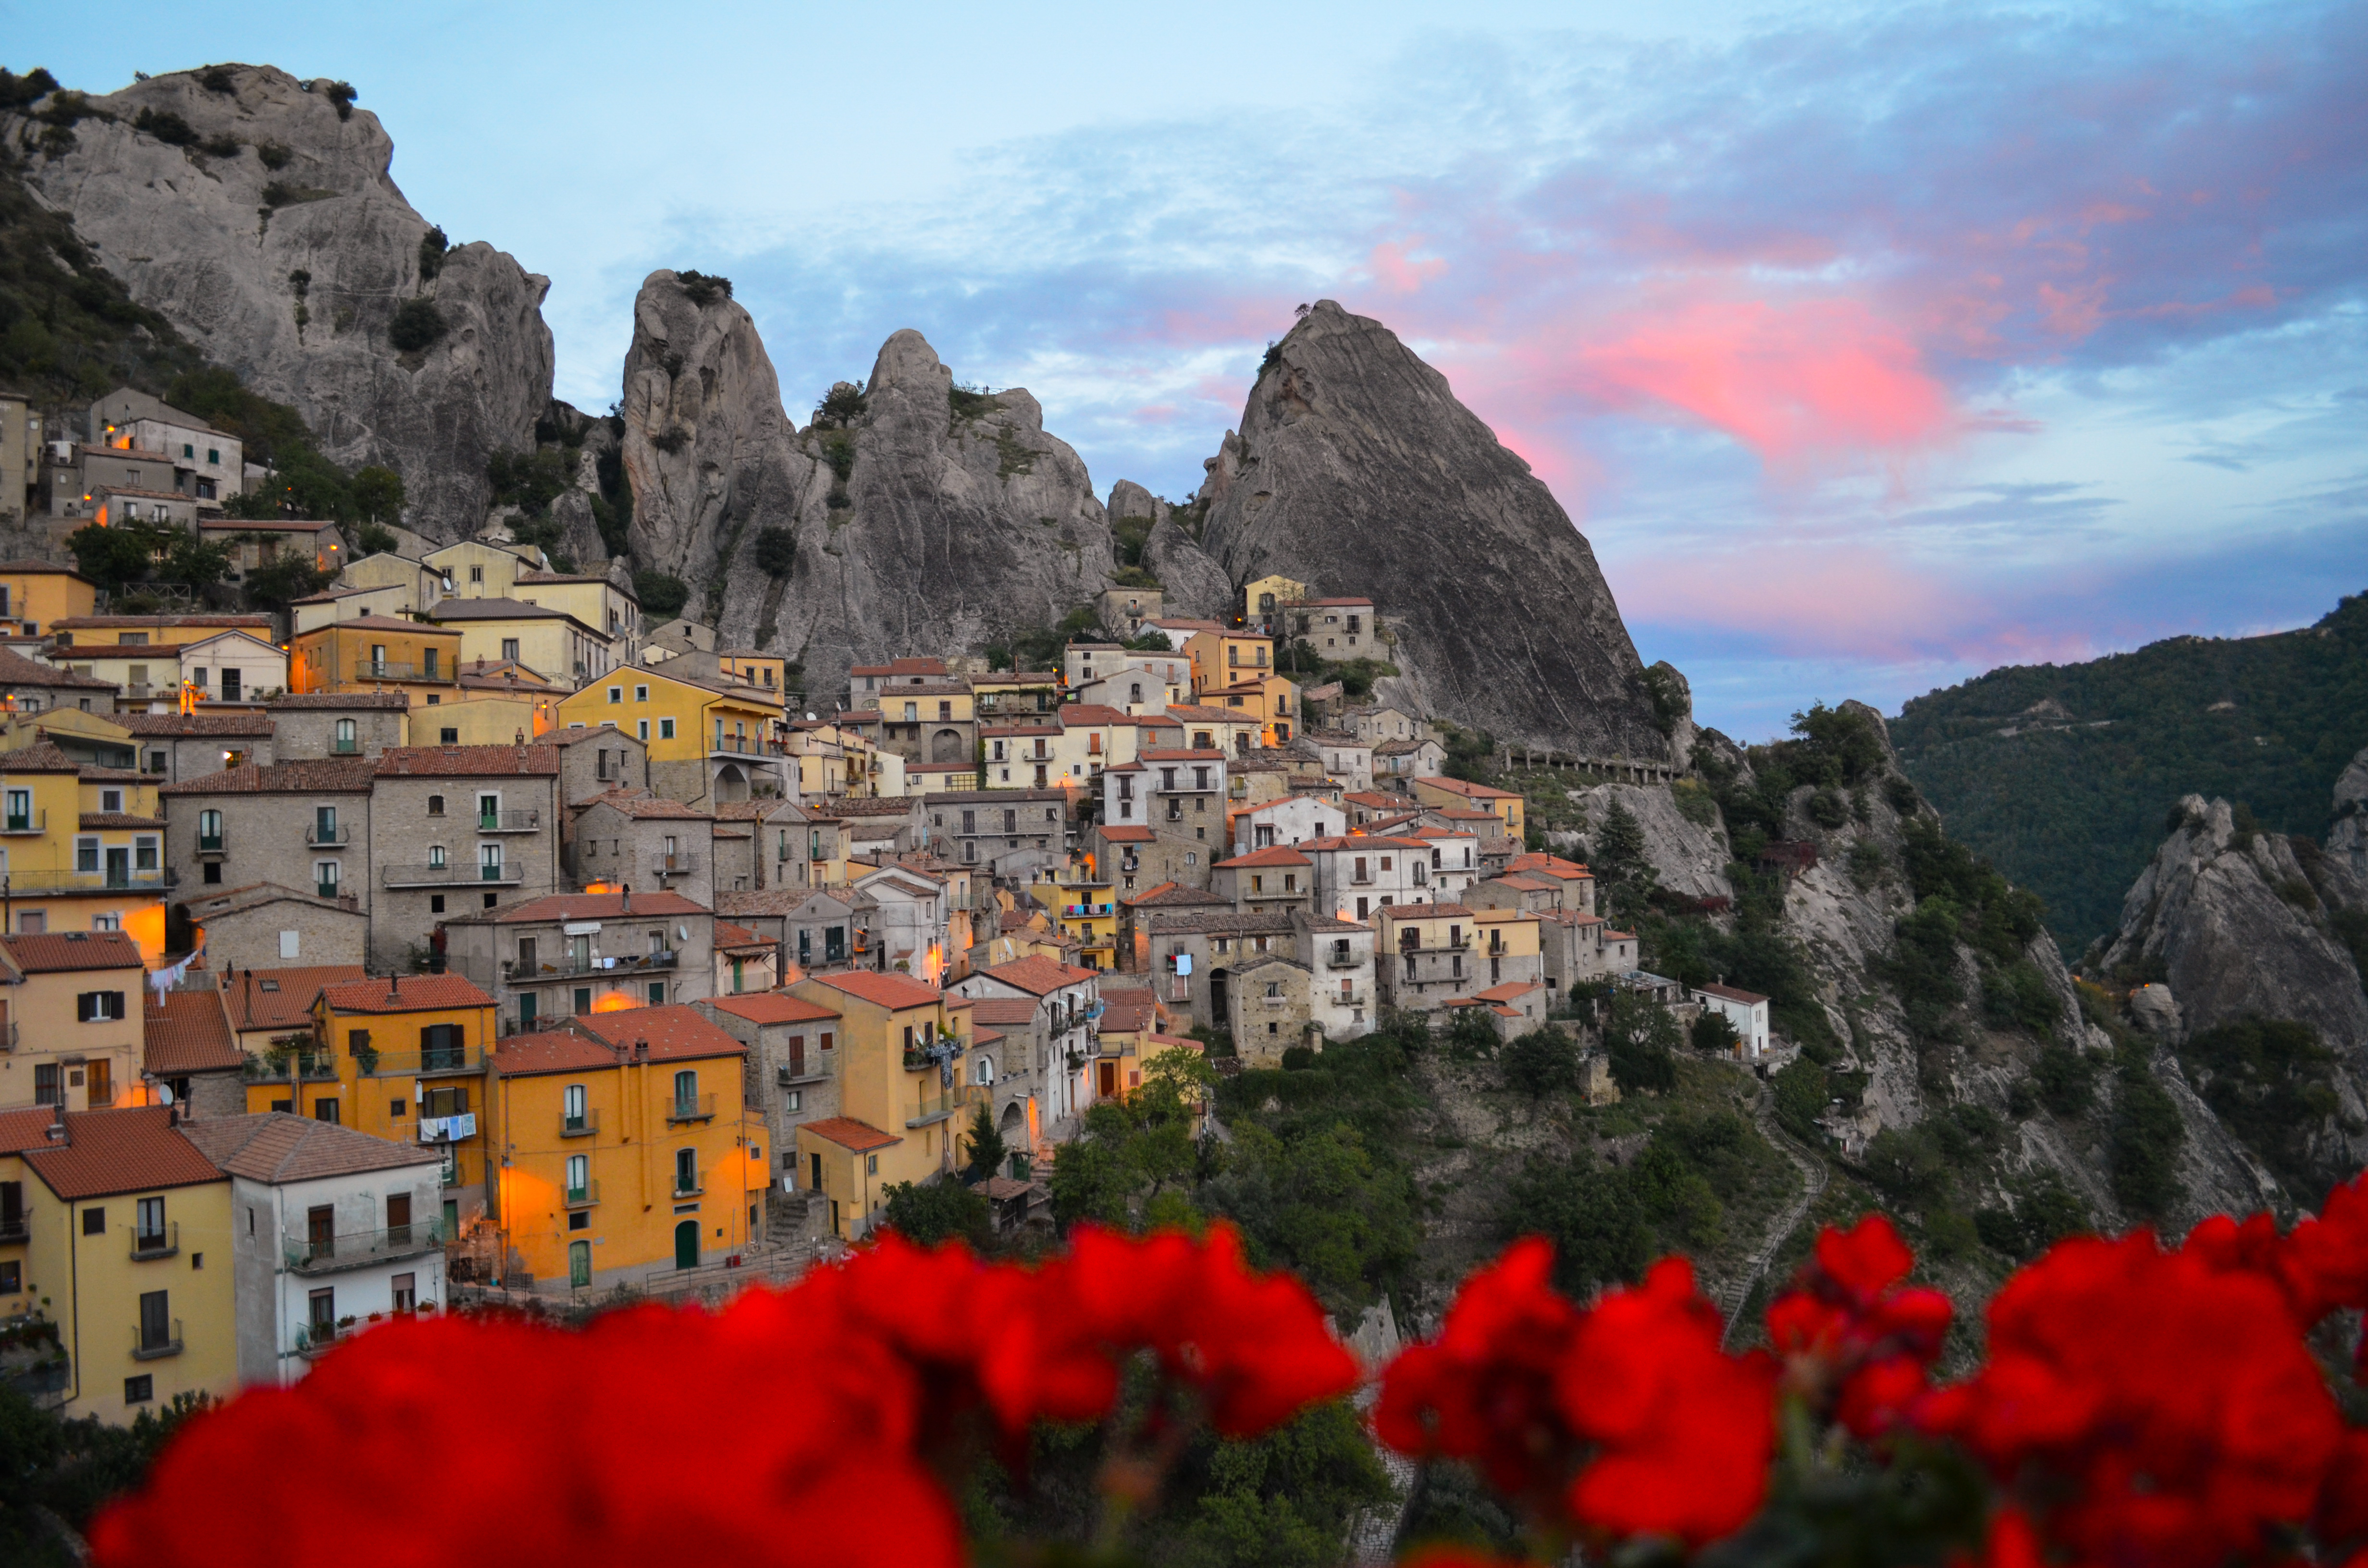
[930,728,964,762]
[714,762,749,802]
[1206,967,1231,1037]
[673,1219,699,1270]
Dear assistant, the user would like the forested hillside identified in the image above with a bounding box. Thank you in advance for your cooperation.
[1891,591,2368,956]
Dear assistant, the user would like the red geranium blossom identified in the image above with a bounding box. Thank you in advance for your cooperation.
[1919,1232,2344,1568]
[1765,1213,1952,1438]
[1378,1244,1772,1547]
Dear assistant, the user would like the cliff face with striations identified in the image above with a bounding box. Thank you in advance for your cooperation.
[1187,301,1668,758]
[4,64,553,535]
[617,273,1115,698]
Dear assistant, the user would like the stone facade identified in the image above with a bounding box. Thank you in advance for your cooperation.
[438,889,716,1033]
[370,747,564,968]
[179,882,370,972]
[569,792,715,908]
[160,758,376,910]
[918,790,1070,882]
[121,713,276,785]
[265,693,407,761]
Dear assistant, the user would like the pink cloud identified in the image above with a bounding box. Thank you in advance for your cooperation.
[1367,240,1447,295]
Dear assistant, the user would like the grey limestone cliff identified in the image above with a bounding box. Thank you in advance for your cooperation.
[1108,478,1230,619]
[1191,301,1666,758]
[618,273,1117,698]
[6,64,554,535]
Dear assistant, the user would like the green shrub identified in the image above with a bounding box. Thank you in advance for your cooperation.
[819,431,855,483]
[355,521,397,556]
[1279,1044,1316,1071]
[677,270,732,307]
[1849,840,1889,888]
[2109,1059,2185,1218]
[880,1177,991,1247]
[1772,1058,1828,1143]
[814,380,867,425]
[2179,1017,2342,1197]
[352,465,404,525]
[1499,1152,1650,1296]
[1861,1125,1950,1207]
[0,67,60,109]
[132,107,198,146]
[255,140,291,170]
[417,225,448,282]
[2031,1046,2097,1116]
[1982,958,2062,1036]
[1689,1009,1740,1055]
[388,297,446,352]
[1805,789,1850,829]
[1605,993,1677,1094]
[324,81,357,120]
[198,66,236,94]
[200,132,240,158]
[1790,702,1890,785]
[633,571,689,619]
[752,527,796,577]
[486,447,569,515]
[1500,1029,1578,1096]
[1974,1176,2091,1261]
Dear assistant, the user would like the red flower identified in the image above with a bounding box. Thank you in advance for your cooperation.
[1920,1233,2343,1568]
[2280,1174,2368,1333]
[1766,1213,1952,1438]
[1379,1245,1771,1547]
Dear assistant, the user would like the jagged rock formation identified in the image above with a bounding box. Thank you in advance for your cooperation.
[1184,301,1666,757]
[1561,782,1735,902]
[2331,746,2368,881]
[618,273,1116,695]
[5,64,554,535]
[2097,793,2368,1065]
[1107,479,1229,620]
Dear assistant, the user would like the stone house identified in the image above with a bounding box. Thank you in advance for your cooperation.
[265,693,407,761]
[141,984,248,1119]
[1342,705,1431,746]
[1535,910,1638,1004]
[851,864,948,983]
[1230,794,1348,856]
[122,712,277,784]
[160,757,377,907]
[713,820,754,894]
[180,882,370,972]
[950,956,1101,1142]
[716,888,864,980]
[545,723,648,831]
[1690,981,1771,1059]
[1091,587,1165,642]
[1209,846,1314,916]
[958,995,1042,1152]
[919,790,1068,881]
[1303,833,1444,924]
[1443,980,1550,1041]
[1139,908,1375,1041]
[1226,954,1319,1063]
[1115,881,1228,974]
[1374,903,1546,1017]
[712,921,780,998]
[1499,852,1598,914]
[368,746,563,966]
[700,990,845,1218]
[568,790,715,909]
[438,888,715,1034]
[1403,827,1485,905]
[0,644,115,716]
[1373,736,1448,783]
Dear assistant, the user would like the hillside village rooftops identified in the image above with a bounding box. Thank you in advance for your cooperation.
[1164,704,1253,724]
[1506,853,1593,879]
[578,789,711,820]
[1214,846,1311,869]
[1140,748,1229,763]
[142,988,241,1075]
[965,997,1041,1028]
[374,745,559,777]
[220,964,370,1033]
[808,970,948,1012]
[1098,826,1155,843]
[298,614,455,635]
[1695,981,1771,1005]
[24,1107,226,1200]
[319,974,496,1014]
[265,692,412,710]
[0,648,115,689]
[979,724,1061,738]
[1375,903,1478,921]
[115,712,277,737]
[1122,882,1227,909]
[1,930,144,973]
[0,743,93,774]
[977,956,1096,994]
[801,1116,900,1153]
[53,614,274,634]
[493,1005,745,1075]
[850,658,950,678]
[1143,910,1297,937]
[0,559,96,579]
[708,992,841,1026]
[1300,835,1432,853]
[181,1112,437,1181]
[1418,776,1521,801]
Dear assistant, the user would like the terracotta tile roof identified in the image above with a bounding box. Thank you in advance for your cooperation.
[546,722,634,747]
[374,745,559,777]
[0,560,94,579]
[294,613,453,634]
[1506,853,1592,879]
[1472,981,1542,1003]
[964,996,1040,1027]
[825,797,924,817]
[1097,988,1158,1033]
[23,1107,225,1200]
[573,1004,746,1064]
[978,956,1097,995]
[801,1115,900,1153]
[706,992,840,1026]
[264,692,411,710]
[490,1026,623,1076]
[1418,776,1519,800]
[717,889,853,919]
[1140,748,1229,762]
[144,988,241,1075]
[115,712,278,736]
[446,890,709,925]
[220,964,369,1033]
[1164,704,1250,723]
[1,930,143,973]
[1124,882,1227,909]
[187,884,358,926]
[1215,846,1311,869]
[0,649,126,690]
[0,1106,59,1154]
[1059,705,1135,725]
[179,1113,438,1182]
[159,758,376,796]
[1491,874,1558,893]
[1098,825,1155,843]
[1375,902,1479,920]
[1695,981,1770,1005]
[807,971,946,1011]
[1143,910,1297,937]
[0,747,93,782]
[319,974,496,1014]
[78,811,164,831]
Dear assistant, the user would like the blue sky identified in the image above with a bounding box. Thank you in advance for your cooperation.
[12,0,2364,740]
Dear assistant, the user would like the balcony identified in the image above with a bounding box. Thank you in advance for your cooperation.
[0,811,41,836]
[131,1319,183,1360]
[131,1222,178,1261]
[7,867,171,895]
[283,1219,448,1274]
[666,1093,717,1126]
[1325,949,1361,969]
[196,832,226,855]
[306,825,350,847]
[383,861,521,888]
[243,1050,339,1082]
[653,853,699,879]
[477,809,541,833]
[362,1042,481,1077]
[417,1111,478,1143]
[564,1180,600,1210]
[776,1062,828,1087]
[0,1215,26,1244]
[559,1109,599,1138]
[1330,990,1367,1008]
[505,950,677,983]
[353,660,424,681]
[331,737,361,755]
[906,1084,973,1129]
[316,880,341,900]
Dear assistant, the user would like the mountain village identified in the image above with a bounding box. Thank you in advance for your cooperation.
[0,384,1778,1428]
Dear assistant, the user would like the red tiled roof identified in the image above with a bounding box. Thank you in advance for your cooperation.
[1140,748,1228,761]
[573,1004,746,1064]
[964,997,1040,1027]
[1215,846,1311,869]
[264,692,411,710]
[491,1027,624,1077]
[1059,705,1133,725]
[144,988,241,1075]
[1472,981,1542,1003]
[1097,988,1158,1032]
[1506,853,1592,880]
[221,964,369,1033]
[806,971,946,1011]
[374,745,559,777]
[319,974,496,1014]
[707,992,840,1026]
[978,956,1097,995]
[23,1107,225,1200]
[179,1113,437,1181]
[1419,776,1520,800]
[0,649,114,689]
[158,758,376,796]
[115,712,276,736]
[1695,981,1770,1006]
[0,1106,59,1154]
[1098,825,1155,842]
[1124,882,1226,908]
[800,1116,899,1153]
[1,930,142,973]
[1376,902,1477,920]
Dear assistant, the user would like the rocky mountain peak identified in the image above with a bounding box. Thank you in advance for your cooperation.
[867,329,952,397]
[5,62,554,536]
[1192,300,1666,757]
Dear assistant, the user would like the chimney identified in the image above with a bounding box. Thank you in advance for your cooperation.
[47,1101,65,1140]
[621,883,630,915]
[387,972,400,1004]
[633,1038,649,1063]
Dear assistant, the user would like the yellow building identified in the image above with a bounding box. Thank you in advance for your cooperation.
[422,539,546,600]
[332,550,443,610]
[486,1004,761,1290]
[787,971,974,1238]
[714,647,790,699]
[557,662,788,808]
[242,974,500,1231]
[1241,573,1308,627]
[0,561,99,638]
[14,1105,238,1423]
[0,931,147,1111]
[1028,855,1118,970]
[1183,627,1275,697]
[416,664,562,747]
[423,598,620,690]
[515,570,642,664]
[0,746,167,958]
[1412,775,1527,840]
[291,614,464,711]
[1471,906,1547,988]
[1203,671,1300,744]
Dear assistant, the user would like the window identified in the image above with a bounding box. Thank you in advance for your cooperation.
[222,666,242,700]
[392,1274,416,1312]
[75,836,98,873]
[675,1149,698,1193]
[440,728,459,745]
[35,1064,59,1105]
[564,1083,586,1131]
[567,1154,589,1201]
[608,687,623,704]
[470,565,485,583]
[101,788,122,813]
[635,685,649,702]
[315,860,339,898]
[76,990,126,1022]
[3,788,26,832]
[427,794,444,817]
[658,718,674,740]
[334,718,358,752]
[315,805,338,842]
[138,1288,172,1352]
[125,1374,154,1404]
[672,1069,696,1115]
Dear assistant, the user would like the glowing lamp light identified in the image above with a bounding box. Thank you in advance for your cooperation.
[590,991,641,1014]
